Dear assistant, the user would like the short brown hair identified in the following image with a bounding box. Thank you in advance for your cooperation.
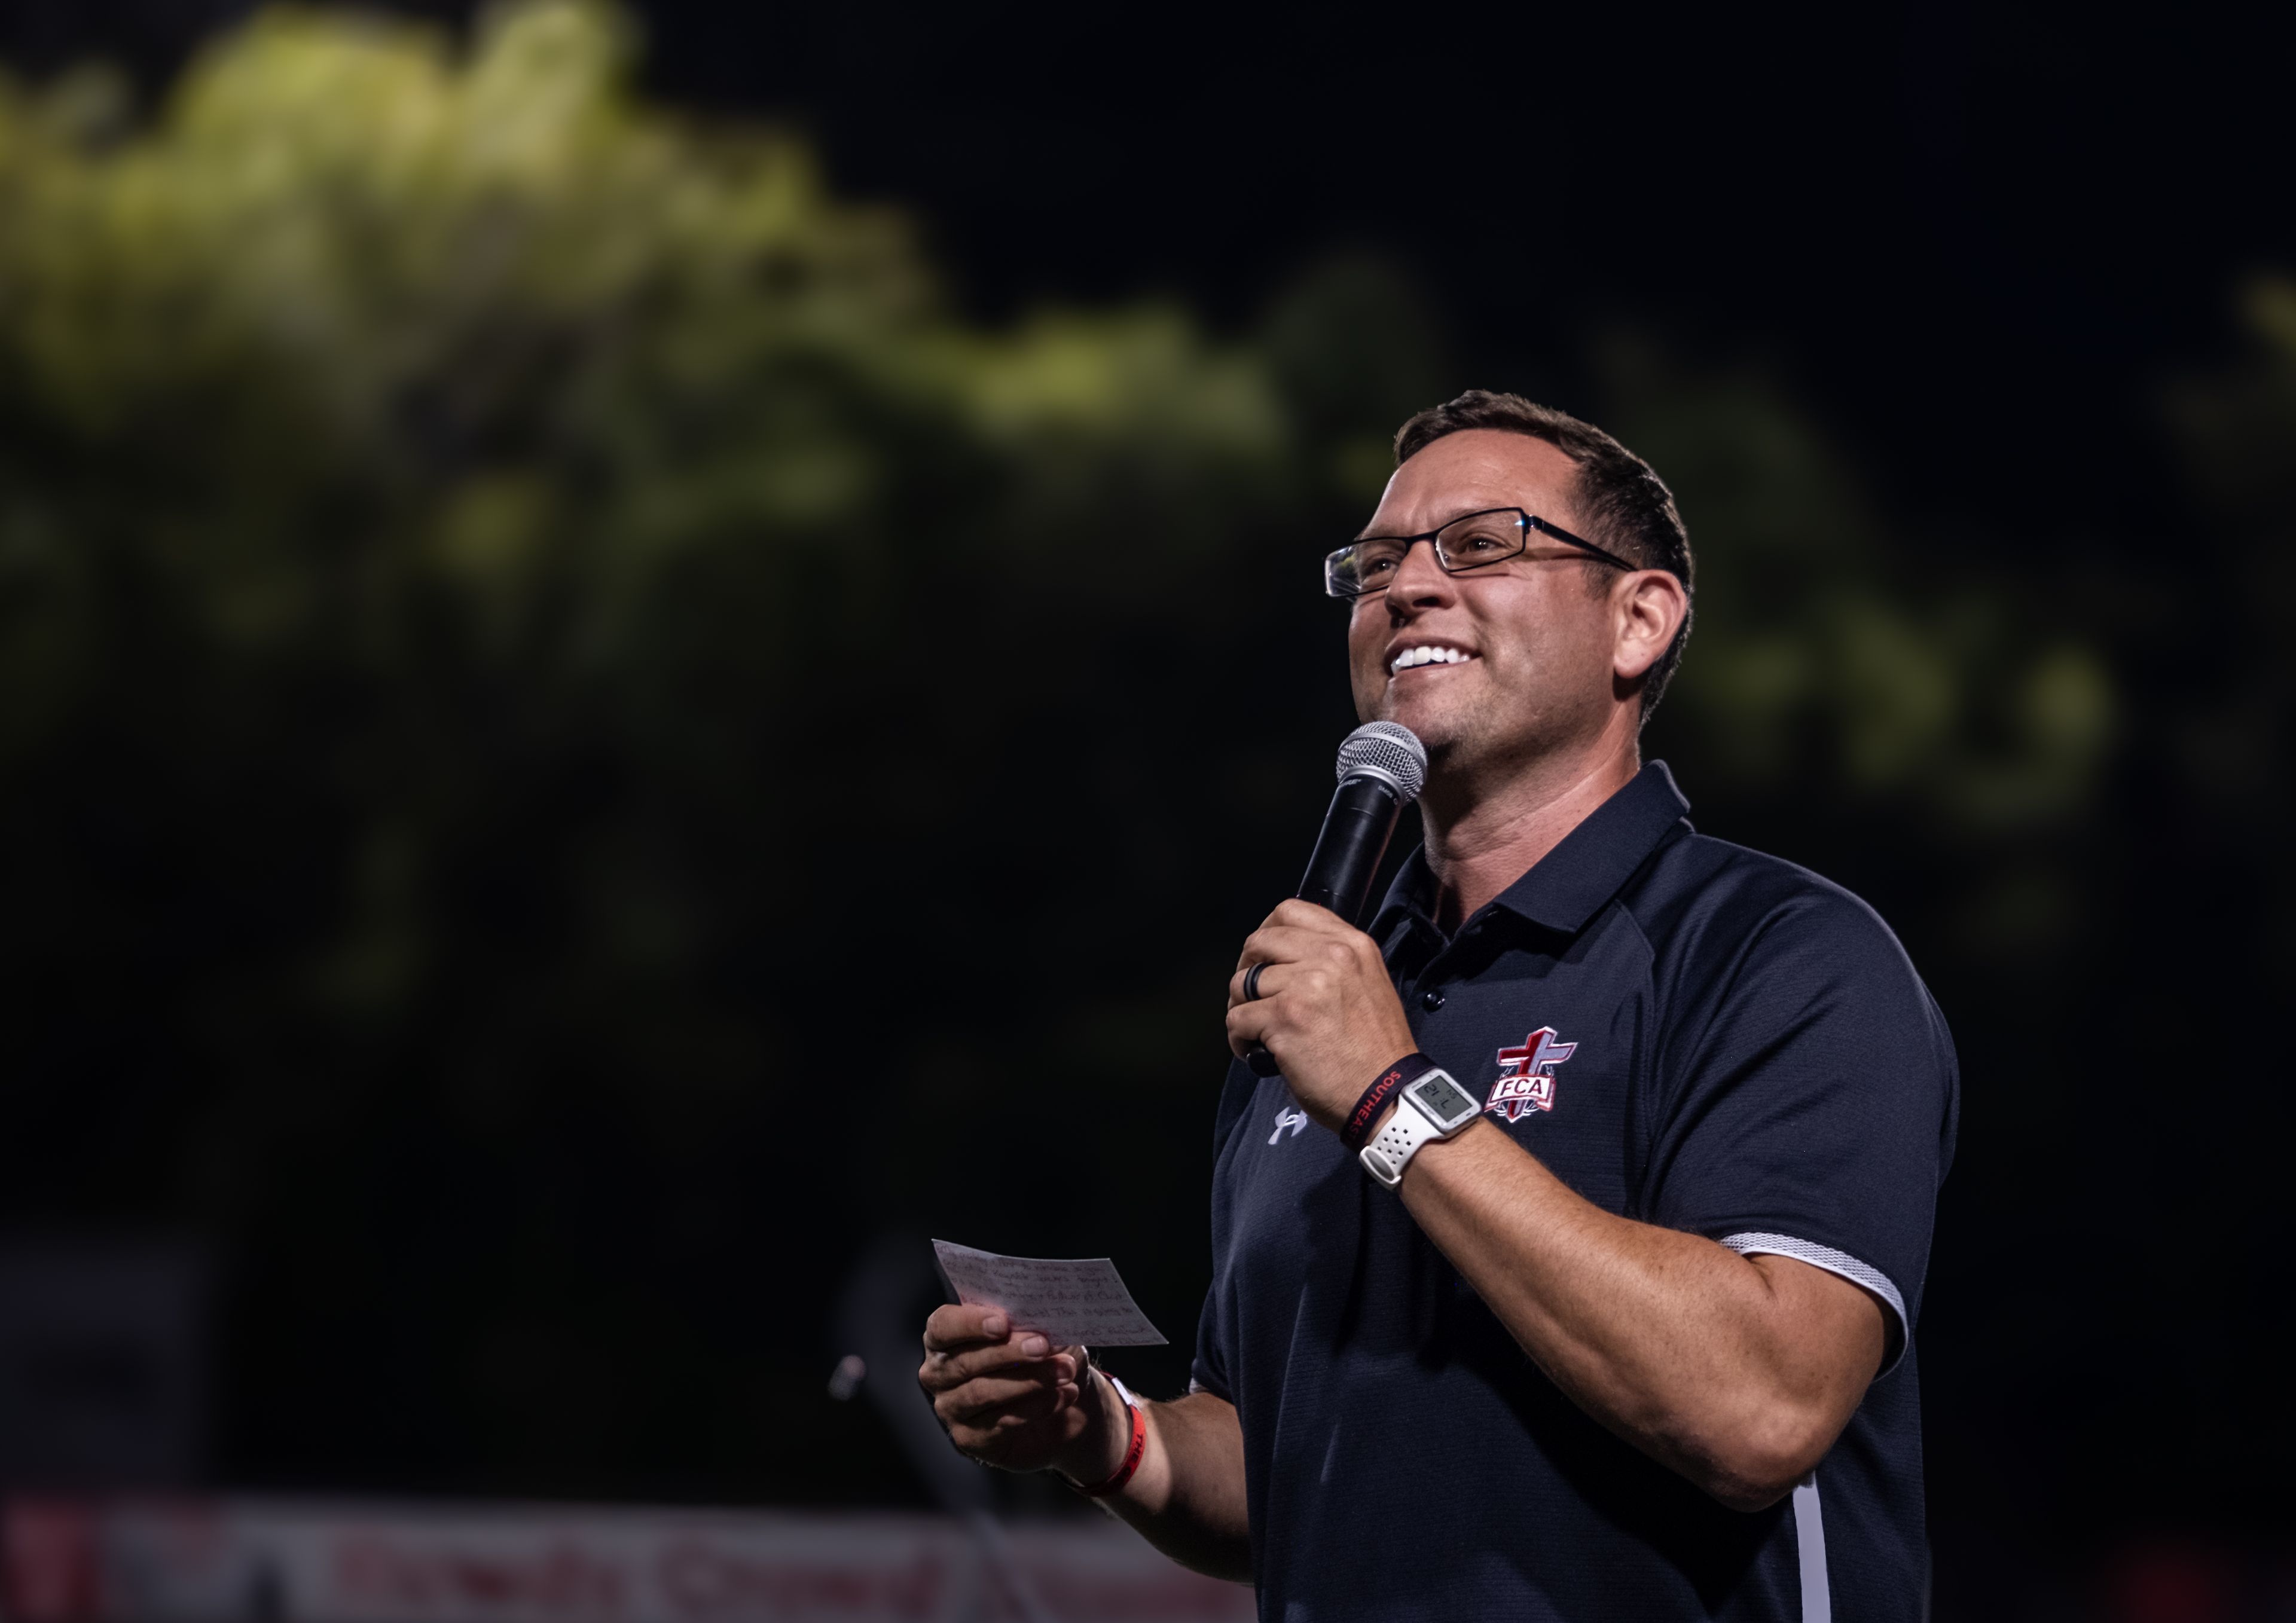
[1394,390,1693,723]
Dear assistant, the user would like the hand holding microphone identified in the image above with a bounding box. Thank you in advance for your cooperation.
[1226,723,1427,1124]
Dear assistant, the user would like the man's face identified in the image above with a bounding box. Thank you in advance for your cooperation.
[1347,429,1623,774]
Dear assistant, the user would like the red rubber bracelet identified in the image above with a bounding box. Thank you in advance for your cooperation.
[1070,1377,1147,1498]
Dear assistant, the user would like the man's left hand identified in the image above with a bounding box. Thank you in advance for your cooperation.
[1226,900,1417,1129]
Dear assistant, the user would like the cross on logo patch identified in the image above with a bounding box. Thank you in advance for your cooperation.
[1487,1027,1576,1121]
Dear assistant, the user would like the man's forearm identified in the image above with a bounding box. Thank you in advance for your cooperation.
[1397,1118,1883,1509]
[1086,1380,1251,1582]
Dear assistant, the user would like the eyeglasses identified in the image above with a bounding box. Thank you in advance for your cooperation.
[1323,507,1644,600]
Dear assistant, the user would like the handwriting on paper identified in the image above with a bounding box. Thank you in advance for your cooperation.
[930,1240,1168,1347]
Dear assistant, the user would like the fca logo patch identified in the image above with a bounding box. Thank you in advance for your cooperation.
[1487,1027,1576,1121]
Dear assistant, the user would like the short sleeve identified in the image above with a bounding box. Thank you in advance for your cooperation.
[1644,888,1958,1376]
[1188,1058,1257,1402]
[1190,1285,1233,1401]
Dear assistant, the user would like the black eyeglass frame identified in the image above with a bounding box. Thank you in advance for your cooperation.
[1323,507,1648,600]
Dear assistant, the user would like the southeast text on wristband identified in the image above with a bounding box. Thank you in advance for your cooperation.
[1341,1052,1438,1151]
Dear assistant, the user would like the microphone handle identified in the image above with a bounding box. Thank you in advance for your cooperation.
[1247,774,1406,1077]
[1296,775,1407,918]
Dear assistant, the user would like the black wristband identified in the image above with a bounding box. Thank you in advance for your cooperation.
[1340,1052,1438,1151]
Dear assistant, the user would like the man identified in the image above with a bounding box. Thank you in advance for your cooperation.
[920,390,1958,1621]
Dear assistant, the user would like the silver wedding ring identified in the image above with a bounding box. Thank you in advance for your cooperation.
[1242,962,1269,1001]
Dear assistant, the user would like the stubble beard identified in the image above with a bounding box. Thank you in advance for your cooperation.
[1390,659,1608,820]
[1367,667,1508,803]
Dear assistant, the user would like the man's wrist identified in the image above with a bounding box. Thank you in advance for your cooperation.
[1358,1067,1485,1189]
[1340,1051,1438,1149]
[1057,1367,1135,1488]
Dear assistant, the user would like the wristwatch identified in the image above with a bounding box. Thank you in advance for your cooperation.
[1358,1068,1482,1188]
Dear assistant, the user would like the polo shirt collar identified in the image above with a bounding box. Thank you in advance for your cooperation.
[1372,760,1692,942]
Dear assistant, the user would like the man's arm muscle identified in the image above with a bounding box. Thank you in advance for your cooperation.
[1399,1118,1885,1511]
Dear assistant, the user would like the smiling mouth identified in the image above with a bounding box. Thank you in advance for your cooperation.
[1389,646,1474,676]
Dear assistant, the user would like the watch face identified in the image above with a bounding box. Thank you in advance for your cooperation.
[1410,1071,1477,1127]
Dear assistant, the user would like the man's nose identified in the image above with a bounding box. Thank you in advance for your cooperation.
[1382,536,1456,613]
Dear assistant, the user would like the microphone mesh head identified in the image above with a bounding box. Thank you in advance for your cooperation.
[1335,721,1427,799]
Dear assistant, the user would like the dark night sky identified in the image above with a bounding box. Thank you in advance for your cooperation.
[616,0,2292,548]
[7,0,2291,549]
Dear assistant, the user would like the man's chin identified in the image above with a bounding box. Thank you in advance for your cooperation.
[1376,691,1462,753]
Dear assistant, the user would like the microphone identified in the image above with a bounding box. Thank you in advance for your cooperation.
[1247,721,1428,1078]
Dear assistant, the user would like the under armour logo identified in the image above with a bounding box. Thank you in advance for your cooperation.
[1269,1107,1309,1144]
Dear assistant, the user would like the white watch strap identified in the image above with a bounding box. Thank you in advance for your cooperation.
[1358,1094,1446,1187]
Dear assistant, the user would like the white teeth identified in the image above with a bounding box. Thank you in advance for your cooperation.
[1390,646,1470,674]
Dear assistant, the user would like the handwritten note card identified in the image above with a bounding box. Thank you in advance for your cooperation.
[930,1240,1168,1347]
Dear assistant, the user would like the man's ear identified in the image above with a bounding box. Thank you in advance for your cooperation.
[1613,570,1687,684]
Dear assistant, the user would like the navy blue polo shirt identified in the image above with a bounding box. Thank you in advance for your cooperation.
[1190,762,1958,1622]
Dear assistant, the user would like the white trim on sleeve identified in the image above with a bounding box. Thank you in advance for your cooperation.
[1722,1231,1910,1376]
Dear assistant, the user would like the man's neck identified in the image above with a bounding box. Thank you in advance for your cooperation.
[1420,733,1642,931]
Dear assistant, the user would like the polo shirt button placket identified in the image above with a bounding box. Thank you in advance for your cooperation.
[1420,989,1445,1012]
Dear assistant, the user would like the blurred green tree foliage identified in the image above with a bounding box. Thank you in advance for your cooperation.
[1620,336,2120,976]
[1622,339,2113,835]
[0,0,1309,1491]
[0,0,2129,1500]
[2167,274,2296,886]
